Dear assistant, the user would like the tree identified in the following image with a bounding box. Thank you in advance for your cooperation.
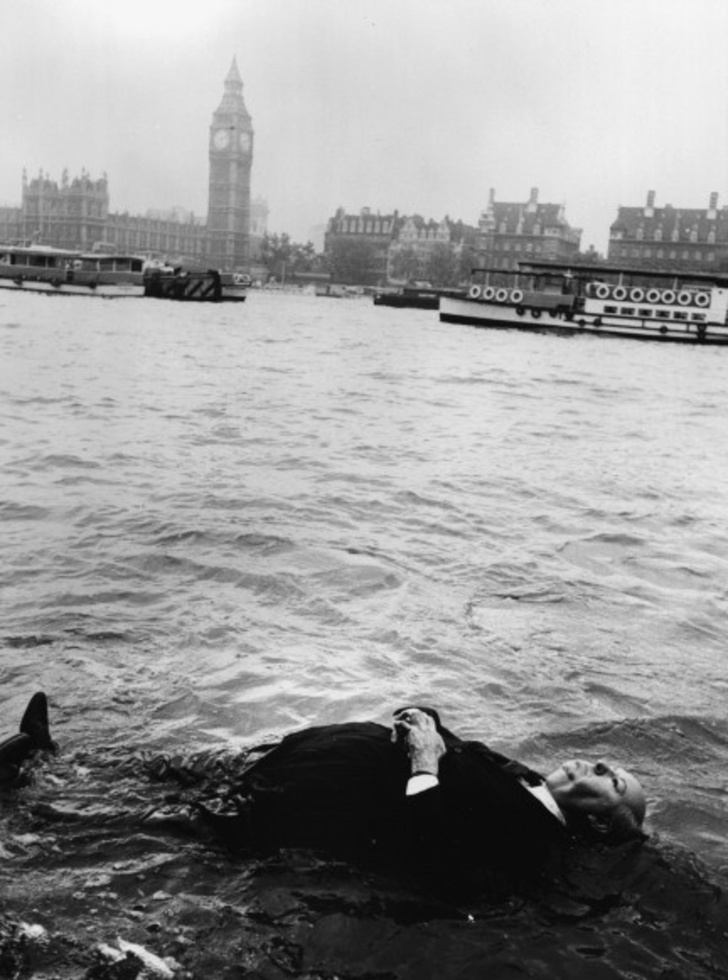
[424,244,463,287]
[388,245,422,283]
[259,232,293,281]
[458,244,477,284]
[259,234,325,282]
[327,238,377,284]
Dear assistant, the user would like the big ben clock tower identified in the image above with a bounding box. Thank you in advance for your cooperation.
[207,58,253,271]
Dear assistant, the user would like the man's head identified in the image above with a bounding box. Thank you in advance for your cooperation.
[545,759,646,840]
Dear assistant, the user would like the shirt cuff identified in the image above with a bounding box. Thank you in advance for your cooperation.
[406,772,439,796]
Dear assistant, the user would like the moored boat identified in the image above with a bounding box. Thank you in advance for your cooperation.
[440,262,728,345]
[374,285,462,310]
[0,244,145,297]
[142,267,248,302]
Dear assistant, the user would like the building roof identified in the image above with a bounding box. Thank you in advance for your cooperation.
[611,205,728,240]
[215,57,251,121]
[485,202,572,234]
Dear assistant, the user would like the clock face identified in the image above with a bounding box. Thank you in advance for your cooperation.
[213,129,230,150]
[239,132,252,153]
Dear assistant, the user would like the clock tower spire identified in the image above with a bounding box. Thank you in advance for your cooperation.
[207,58,254,271]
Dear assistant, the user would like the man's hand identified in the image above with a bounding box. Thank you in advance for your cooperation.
[392,708,446,776]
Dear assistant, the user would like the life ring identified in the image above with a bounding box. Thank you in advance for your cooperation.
[630,287,645,302]
[468,285,482,299]
[659,325,669,335]
[595,283,611,300]
[510,289,524,304]
[612,285,628,301]
[483,286,495,300]
[695,292,710,308]
[531,309,542,319]
[516,306,525,316]
[661,289,676,304]
[495,288,509,303]
[13,276,24,287]
[645,288,662,303]
[677,290,692,306]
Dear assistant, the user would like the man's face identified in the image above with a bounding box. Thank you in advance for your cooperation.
[545,759,644,819]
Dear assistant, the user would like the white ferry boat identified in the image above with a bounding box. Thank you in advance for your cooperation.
[0,245,145,297]
[439,262,728,345]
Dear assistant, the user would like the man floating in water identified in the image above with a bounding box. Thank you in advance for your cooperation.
[160,705,647,896]
[1,695,646,896]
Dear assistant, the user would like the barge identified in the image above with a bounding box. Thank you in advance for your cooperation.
[143,267,248,302]
[374,285,464,310]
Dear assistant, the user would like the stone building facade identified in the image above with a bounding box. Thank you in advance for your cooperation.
[323,207,476,285]
[387,215,475,284]
[476,188,582,269]
[207,58,254,270]
[608,191,728,273]
[0,61,263,271]
[324,207,399,285]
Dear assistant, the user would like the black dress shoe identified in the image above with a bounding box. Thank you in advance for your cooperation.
[19,692,57,752]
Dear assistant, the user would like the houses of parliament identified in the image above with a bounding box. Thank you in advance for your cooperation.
[0,60,265,272]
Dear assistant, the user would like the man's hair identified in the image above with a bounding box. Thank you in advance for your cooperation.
[566,795,646,843]
[605,800,646,842]
[571,800,646,844]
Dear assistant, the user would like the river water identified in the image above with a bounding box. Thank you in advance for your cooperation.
[1,289,727,978]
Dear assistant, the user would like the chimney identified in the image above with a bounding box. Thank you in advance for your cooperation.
[708,192,718,219]
[645,190,655,218]
[526,187,538,213]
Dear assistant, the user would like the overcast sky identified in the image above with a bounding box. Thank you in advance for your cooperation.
[1,0,726,251]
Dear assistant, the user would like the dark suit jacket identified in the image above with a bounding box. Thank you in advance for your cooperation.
[235,715,567,894]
